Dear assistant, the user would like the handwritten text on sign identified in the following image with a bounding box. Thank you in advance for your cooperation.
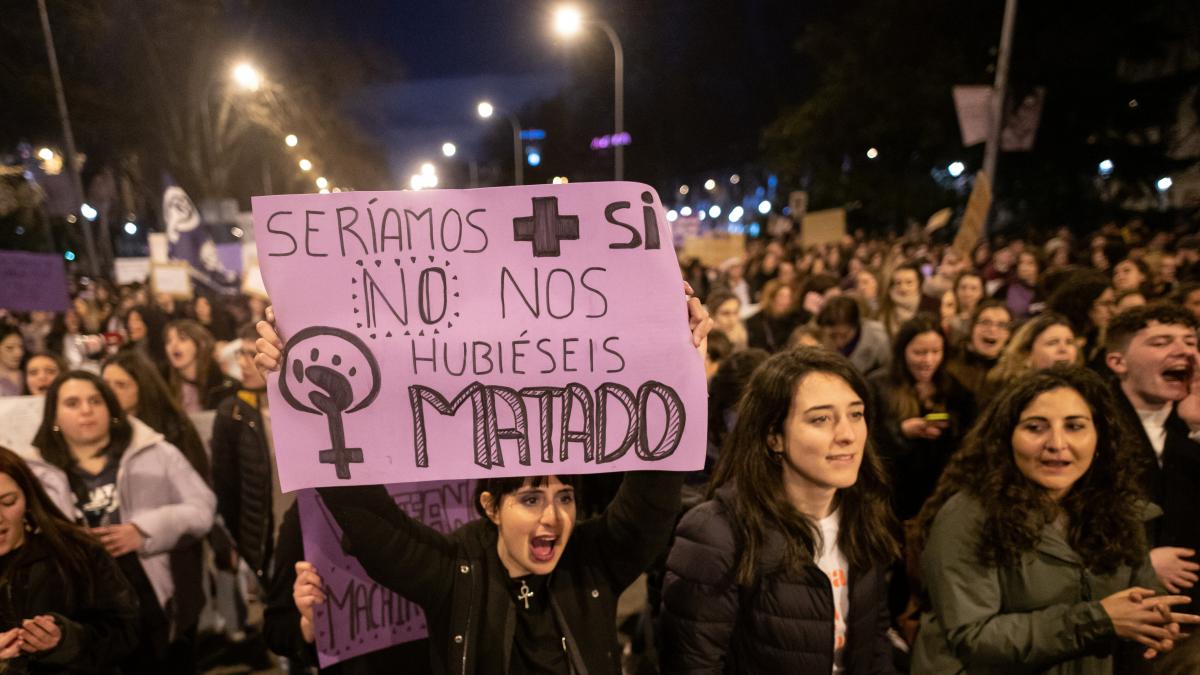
[253,183,706,490]
[299,482,476,668]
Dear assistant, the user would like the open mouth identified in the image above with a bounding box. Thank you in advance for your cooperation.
[530,535,558,563]
[1039,459,1072,470]
[1162,365,1192,383]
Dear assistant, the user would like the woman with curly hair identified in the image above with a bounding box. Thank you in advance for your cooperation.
[911,367,1199,674]
[661,348,899,673]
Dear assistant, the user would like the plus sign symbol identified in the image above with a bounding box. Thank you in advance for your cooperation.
[512,196,579,257]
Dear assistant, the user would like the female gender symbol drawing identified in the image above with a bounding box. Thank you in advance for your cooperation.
[279,326,381,479]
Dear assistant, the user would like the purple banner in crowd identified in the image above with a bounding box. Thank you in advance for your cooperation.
[0,250,69,312]
[298,480,476,668]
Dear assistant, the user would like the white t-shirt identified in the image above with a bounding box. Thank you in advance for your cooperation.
[816,510,850,674]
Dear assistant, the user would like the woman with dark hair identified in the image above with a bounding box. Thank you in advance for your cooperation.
[706,289,748,351]
[258,294,714,673]
[32,371,216,674]
[120,305,170,375]
[192,295,236,343]
[879,263,938,338]
[911,367,1199,673]
[1114,257,1154,298]
[747,279,803,353]
[0,445,140,672]
[944,299,1012,397]
[991,249,1044,320]
[164,319,237,413]
[817,295,891,378]
[661,348,899,673]
[0,325,25,396]
[1046,270,1116,372]
[102,350,210,481]
[23,351,67,396]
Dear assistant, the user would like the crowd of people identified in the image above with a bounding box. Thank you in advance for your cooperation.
[3,216,1200,674]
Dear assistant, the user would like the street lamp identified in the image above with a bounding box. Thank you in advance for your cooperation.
[442,142,457,158]
[316,176,328,190]
[553,5,625,181]
[285,134,298,147]
[232,62,262,91]
[298,158,312,172]
[476,100,523,186]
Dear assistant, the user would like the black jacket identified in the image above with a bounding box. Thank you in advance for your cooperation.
[0,533,140,674]
[263,503,429,674]
[317,471,683,675]
[211,390,274,580]
[1114,392,1200,608]
[660,487,895,674]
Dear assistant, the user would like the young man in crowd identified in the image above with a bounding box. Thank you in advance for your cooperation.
[1104,303,1200,669]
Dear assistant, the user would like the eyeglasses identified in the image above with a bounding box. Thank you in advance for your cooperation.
[976,320,1011,330]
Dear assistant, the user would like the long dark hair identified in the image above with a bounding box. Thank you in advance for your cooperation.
[884,314,948,420]
[914,366,1146,574]
[165,319,218,402]
[710,348,899,584]
[123,304,169,366]
[102,351,210,481]
[32,371,134,472]
[0,446,100,592]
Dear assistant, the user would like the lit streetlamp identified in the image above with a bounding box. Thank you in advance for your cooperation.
[232,62,263,91]
[285,134,298,147]
[298,158,313,172]
[477,100,523,186]
[554,5,625,181]
[442,142,457,157]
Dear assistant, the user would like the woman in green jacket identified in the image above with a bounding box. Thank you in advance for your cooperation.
[910,366,1199,674]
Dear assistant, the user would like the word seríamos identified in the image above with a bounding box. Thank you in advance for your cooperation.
[409,380,685,470]
[264,203,489,258]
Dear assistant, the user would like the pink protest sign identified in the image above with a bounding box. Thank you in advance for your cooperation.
[253,183,706,490]
[299,481,476,667]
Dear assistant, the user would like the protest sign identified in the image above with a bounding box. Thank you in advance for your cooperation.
[953,172,992,258]
[253,183,706,491]
[680,233,745,268]
[0,250,69,312]
[151,262,193,299]
[801,208,847,247]
[0,396,44,459]
[299,481,477,667]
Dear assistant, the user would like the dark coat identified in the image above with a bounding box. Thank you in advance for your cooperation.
[1114,391,1200,608]
[0,533,140,674]
[317,471,683,675]
[660,487,895,674]
[745,310,806,353]
[211,390,274,580]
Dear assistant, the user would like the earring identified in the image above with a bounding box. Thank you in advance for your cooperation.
[52,425,60,432]
[111,417,119,426]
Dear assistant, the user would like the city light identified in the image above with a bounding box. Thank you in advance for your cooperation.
[866,147,879,159]
[680,206,693,217]
[319,188,330,194]
[1098,159,1114,177]
[1157,176,1173,191]
[666,209,678,222]
[420,163,435,176]
[123,222,137,235]
[285,134,298,147]
[477,101,494,119]
[948,161,965,178]
[64,250,76,261]
[231,62,262,91]
[708,205,721,218]
[729,206,744,222]
[316,176,329,189]
[679,185,689,196]
[552,176,569,184]
[730,174,740,185]
[553,5,584,37]
[704,179,717,191]
[758,199,772,215]
[299,158,312,172]
[698,211,706,221]
[80,203,98,221]
[37,147,54,161]
[442,142,457,158]
[527,151,541,167]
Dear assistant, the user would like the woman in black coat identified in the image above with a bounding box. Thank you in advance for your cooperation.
[660,348,899,674]
[0,446,139,673]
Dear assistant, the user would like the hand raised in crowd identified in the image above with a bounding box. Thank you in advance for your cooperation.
[1150,546,1200,593]
[1174,359,1200,431]
[684,281,713,355]
[0,628,21,660]
[293,561,327,644]
[1100,587,1200,659]
[91,523,145,557]
[17,616,62,654]
[900,417,943,440]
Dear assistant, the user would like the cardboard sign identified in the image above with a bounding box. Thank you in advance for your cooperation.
[953,172,992,258]
[0,250,69,312]
[679,234,745,268]
[800,208,847,247]
[0,396,45,459]
[299,481,477,668]
[151,262,194,299]
[253,183,706,491]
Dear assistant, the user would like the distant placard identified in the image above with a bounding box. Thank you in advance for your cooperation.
[115,257,151,285]
[953,172,992,258]
[0,251,69,313]
[151,262,194,299]
[0,396,44,459]
[680,234,745,268]
[800,208,847,247]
